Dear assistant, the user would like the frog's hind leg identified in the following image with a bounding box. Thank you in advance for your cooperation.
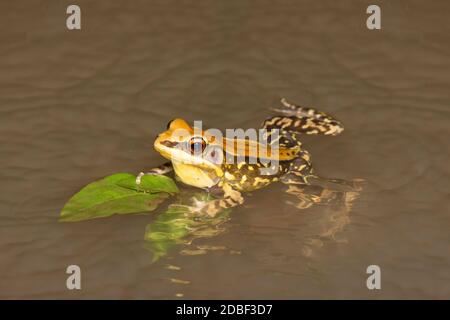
[279,152,315,185]
[262,98,344,136]
[136,162,173,184]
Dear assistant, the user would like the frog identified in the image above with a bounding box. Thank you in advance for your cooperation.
[137,98,345,216]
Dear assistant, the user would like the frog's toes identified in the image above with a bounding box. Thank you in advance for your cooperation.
[136,171,159,185]
[135,172,145,185]
[188,198,207,214]
[187,204,204,218]
[190,197,205,208]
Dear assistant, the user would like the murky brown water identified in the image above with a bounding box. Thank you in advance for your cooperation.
[0,0,449,299]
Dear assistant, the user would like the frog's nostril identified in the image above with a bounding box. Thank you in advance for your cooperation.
[166,119,176,129]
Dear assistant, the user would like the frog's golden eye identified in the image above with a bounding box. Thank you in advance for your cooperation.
[189,137,206,154]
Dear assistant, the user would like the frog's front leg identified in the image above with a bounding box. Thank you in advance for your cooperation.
[136,162,173,184]
[191,183,244,217]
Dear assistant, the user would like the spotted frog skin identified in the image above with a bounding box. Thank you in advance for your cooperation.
[138,98,344,216]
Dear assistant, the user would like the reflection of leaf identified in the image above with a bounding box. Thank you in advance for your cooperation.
[144,192,230,262]
[60,173,179,222]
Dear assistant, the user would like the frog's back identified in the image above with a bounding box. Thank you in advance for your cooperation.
[223,160,290,191]
[220,131,306,191]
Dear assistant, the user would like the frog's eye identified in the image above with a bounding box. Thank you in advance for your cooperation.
[189,137,206,154]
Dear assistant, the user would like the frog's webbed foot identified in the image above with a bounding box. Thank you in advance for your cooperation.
[280,173,310,185]
[188,184,244,217]
[303,176,364,192]
[284,178,363,210]
[285,185,337,209]
[136,162,173,185]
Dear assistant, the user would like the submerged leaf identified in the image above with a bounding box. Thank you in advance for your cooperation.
[60,173,178,222]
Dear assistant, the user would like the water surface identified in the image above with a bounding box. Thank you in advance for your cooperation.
[0,0,449,299]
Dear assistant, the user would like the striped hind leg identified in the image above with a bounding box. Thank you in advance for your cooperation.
[262,98,344,136]
[280,152,315,185]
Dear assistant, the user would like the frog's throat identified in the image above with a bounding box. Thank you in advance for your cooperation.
[172,161,222,189]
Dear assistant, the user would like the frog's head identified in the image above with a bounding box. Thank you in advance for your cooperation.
[154,119,224,188]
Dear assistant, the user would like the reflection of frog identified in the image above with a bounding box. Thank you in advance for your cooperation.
[144,191,231,262]
[138,98,345,216]
[144,182,363,261]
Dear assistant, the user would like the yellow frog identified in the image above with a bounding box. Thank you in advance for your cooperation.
[137,98,344,216]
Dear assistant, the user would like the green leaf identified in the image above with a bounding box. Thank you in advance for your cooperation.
[60,173,178,222]
[117,174,179,194]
